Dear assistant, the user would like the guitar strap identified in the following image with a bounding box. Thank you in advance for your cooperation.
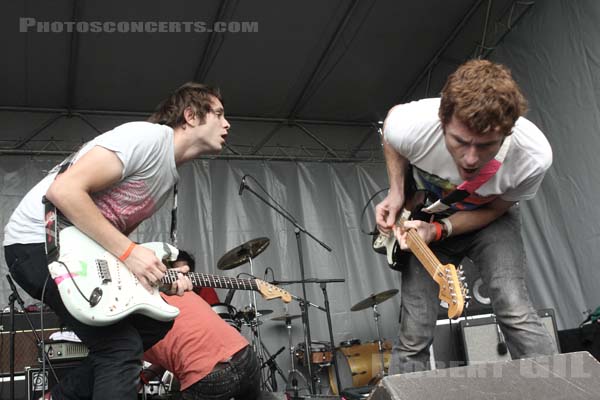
[169,184,178,247]
[43,156,75,263]
[421,135,512,214]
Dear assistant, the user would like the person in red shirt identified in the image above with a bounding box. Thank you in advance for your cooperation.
[142,250,261,400]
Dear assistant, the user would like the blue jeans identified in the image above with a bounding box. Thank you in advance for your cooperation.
[389,206,557,374]
[5,243,173,399]
[182,345,260,400]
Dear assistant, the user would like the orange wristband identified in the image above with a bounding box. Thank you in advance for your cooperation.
[432,222,443,241]
[119,242,137,262]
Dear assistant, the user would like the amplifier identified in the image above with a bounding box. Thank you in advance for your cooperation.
[41,341,88,362]
[0,311,61,331]
[0,328,61,374]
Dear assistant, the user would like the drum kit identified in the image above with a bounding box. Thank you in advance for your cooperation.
[211,237,400,398]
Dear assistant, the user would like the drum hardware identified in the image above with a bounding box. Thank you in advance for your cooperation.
[339,338,362,348]
[210,303,243,332]
[295,341,333,366]
[217,239,273,389]
[347,289,399,391]
[271,313,302,322]
[272,278,345,396]
[236,306,273,324]
[238,174,332,396]
[328,341,392,394]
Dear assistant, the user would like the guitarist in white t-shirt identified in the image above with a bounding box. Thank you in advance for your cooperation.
[3,82,230,399]
[375,60,557,374]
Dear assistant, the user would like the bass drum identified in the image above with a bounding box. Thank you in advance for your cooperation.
[328,340,392,394]
[210,303,242,332]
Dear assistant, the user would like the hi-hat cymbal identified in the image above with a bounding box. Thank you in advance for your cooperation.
[217,237,270,270]
[350,289,399,312]
[270,313,302,322]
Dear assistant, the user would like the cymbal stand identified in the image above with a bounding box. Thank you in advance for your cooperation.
[240,179,332,395]
[245,256,271,389]
[318,280,342,394]
[284,316,303,399]
[372,303,386,378]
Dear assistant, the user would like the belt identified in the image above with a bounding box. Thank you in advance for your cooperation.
[212,346,248,372]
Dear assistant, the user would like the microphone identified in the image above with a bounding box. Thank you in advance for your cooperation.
[224,288,236,305]
[261,346,286,368]
[238,176,246,196]
[495,320,508,355]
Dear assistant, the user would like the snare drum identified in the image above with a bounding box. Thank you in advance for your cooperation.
[295,341,334,366]
[328,340,392,394]
[210,303,242,332]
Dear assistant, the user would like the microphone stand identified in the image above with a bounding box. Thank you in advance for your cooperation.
[5,275,49,400]
[240,180,332,395]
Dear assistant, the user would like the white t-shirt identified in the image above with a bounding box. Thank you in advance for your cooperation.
[384,98,552,211]
[4,122,179,245]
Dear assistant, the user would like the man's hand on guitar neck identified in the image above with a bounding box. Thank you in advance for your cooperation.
[162,264,193,296]
[393,220,437,250]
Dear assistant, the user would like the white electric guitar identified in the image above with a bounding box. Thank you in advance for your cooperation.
[48,226,291,326]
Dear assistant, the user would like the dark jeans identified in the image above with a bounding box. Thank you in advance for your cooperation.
[389,206,557,374]
[5,243,173,400]
[182,346,261,400]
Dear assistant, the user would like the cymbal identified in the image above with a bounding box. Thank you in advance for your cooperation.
[350,289,399,312]
[217,237,270,270]
[270,313,302,322]
[257,309,273,316]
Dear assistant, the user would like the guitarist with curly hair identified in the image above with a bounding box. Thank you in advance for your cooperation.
[375,59,557,373]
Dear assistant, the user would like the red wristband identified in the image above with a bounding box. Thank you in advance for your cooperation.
[432,222,443,241]
[119,242,137,262]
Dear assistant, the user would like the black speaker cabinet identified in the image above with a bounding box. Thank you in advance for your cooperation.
[0,373,28,400]
[26,361,81,400]
[431,309,559,368]
[370,352,600,400]
[460,308,560,365]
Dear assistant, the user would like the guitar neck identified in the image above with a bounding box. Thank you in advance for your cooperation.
[405,229,443,279]
[163,271,258,291]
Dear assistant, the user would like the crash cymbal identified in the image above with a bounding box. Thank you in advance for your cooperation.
[217,237,270,270]
[270,313,302,322]
[350,289,399,312]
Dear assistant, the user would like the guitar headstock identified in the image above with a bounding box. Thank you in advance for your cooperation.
[433,263,467,319]
[255,279,292,303]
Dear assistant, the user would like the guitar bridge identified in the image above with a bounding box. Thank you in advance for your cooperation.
[96,259,112,284]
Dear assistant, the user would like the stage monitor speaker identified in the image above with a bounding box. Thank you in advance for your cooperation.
[369,352,600,400]
[460,308,560,365]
